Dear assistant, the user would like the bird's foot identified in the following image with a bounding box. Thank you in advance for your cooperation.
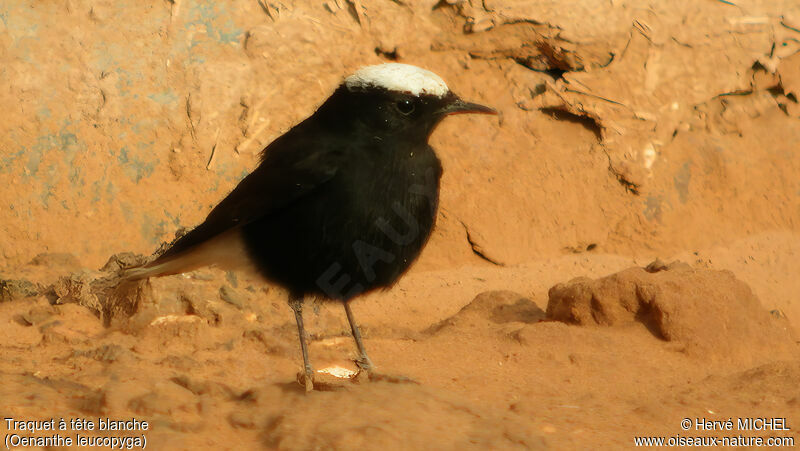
[296,368,315,392]
[351,357,371,385]
[354,355,374,373]
[351,359,417,385]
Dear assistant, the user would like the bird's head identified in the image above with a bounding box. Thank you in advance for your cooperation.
[321,63,496,139]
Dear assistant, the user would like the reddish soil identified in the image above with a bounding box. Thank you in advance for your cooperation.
[1,0,799,449]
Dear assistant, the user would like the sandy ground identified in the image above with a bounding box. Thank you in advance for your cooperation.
[2,0,800,449]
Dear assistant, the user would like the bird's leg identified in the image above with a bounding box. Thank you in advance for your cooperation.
[289,297,314,392]
[343,301,416,385]
[343,301,375,373]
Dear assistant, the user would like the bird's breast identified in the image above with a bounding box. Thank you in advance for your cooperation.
[242,145,442,300]
[335,147,441,246]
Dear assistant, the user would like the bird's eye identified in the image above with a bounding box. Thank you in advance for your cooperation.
[395,99,415,115]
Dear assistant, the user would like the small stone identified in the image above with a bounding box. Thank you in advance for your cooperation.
[219,285,244,308]
[0,279,41,303]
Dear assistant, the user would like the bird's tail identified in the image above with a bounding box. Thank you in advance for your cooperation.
[120,256,196,281]
[120,229,250,281]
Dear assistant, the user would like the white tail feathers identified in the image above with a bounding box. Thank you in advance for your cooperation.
[121,229,251,281]
[121,256,202,280]
[121,265,161,281]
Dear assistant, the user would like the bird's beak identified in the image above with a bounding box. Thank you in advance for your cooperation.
[439,98,498,116]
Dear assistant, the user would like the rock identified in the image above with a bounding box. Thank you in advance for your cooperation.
[0,279,41,302]
[547,264,796,363]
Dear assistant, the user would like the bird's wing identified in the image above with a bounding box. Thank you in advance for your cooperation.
[151,136,342,265]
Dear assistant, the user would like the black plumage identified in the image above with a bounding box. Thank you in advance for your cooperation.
[122,64,495,390]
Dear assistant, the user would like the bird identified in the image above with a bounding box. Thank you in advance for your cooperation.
[122,63,496,391]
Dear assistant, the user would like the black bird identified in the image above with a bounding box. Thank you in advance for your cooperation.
[123,63,496,390]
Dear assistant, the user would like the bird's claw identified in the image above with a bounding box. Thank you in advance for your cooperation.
[296,369,315,392]
[354,356,374,373]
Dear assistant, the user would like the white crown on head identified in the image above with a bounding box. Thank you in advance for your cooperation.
[344,63,449,98]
